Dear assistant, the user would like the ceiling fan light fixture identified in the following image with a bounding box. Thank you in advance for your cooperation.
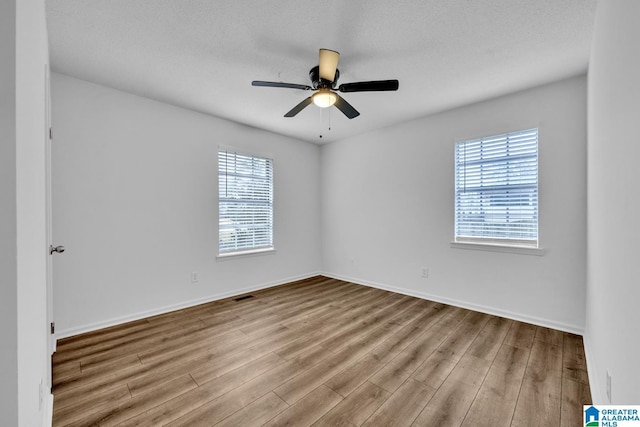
[313,90,337,108]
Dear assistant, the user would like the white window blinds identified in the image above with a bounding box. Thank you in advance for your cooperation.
[454,128,538,246]
[219,150,273,254]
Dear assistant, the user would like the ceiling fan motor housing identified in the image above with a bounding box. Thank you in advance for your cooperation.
[309,65,339,89]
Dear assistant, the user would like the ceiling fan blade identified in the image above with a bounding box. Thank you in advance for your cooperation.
[319,49,340,82]
[338,80,399,92]
[252,81,312,90]
[284,96,314,117]
[333,93,360,119]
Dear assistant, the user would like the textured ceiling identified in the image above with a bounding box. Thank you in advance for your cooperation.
[46,0,597,144]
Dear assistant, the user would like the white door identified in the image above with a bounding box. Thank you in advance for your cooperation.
[45,64,62,358]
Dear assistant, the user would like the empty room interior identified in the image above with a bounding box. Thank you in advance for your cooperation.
[2,1,640,426]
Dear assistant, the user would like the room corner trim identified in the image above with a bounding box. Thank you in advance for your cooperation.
[582,332,604,404]
[43,392,53,427]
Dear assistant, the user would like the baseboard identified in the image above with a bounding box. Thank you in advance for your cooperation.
[583,332,603,404]
[321,272,585,335]
[56,271,322,339]
[56,269,584,339]
[43,392,53,427]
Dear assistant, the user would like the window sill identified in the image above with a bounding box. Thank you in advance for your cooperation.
[216,247,276,260]
[450,241,545,256]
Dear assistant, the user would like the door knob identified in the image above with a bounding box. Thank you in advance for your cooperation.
[49,245,65,255]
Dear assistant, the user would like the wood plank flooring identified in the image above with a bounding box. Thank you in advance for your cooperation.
[52,276,591,426]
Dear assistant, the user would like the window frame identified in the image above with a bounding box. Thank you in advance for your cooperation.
[451,128,544,255]
[217,147,275,258]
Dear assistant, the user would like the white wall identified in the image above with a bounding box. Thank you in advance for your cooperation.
[321,75,587,332]
[51,73,321,336]
[0,0,19,425]
[16,1,51,425]
[1,0,51,425]
[586,0,640,404]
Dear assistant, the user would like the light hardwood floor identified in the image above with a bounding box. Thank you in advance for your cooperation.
[52,276,591,426]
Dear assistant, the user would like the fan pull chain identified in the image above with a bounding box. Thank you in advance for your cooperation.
[320,107,331,139]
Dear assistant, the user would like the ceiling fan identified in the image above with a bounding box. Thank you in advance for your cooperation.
[252,49,399,119]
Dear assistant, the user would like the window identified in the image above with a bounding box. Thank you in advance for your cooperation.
[218,149,273,255]
[454,128,538,248]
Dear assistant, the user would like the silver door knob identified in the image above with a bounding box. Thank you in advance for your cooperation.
[49,245,65,255]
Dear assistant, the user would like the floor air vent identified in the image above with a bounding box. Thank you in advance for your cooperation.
[234,295,255,302]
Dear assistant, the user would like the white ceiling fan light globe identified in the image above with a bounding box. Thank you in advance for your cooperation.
[313,90,337,108]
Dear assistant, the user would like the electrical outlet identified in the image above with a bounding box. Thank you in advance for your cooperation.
[421,268,429,278]
[606,369,612,403]
[190,271,199,284]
